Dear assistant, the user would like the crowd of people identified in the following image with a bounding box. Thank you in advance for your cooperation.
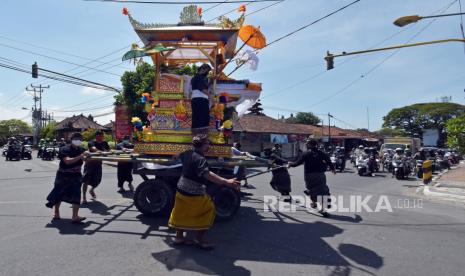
[33,126,342,250]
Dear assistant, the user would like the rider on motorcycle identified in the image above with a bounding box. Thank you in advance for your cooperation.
[393,148,405,161]
[58,138,67,148]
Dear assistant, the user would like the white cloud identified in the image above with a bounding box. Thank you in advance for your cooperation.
[0,106,31,122]
[81,87,108,96]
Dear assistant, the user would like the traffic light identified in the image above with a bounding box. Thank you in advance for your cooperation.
[325,51,334,70]
[32,62,38,78]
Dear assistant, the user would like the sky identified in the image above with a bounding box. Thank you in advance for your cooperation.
[1,0,465,131]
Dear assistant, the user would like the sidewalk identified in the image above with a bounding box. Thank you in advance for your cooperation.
[423,162,465,202]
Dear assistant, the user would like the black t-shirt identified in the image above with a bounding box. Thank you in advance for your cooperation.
[291,149,335,173]
[191,74,209,91]
[88,140,110,152]
[179,150,209,183]
[58,145,85,173]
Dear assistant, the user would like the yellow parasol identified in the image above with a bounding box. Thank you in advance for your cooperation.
[238,25,266,49]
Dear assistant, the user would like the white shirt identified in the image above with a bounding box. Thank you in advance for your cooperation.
[191,89,209,99]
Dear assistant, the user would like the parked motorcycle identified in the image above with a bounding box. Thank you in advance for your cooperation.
[2,145,7,157]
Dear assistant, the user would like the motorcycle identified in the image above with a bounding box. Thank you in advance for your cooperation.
[357,155,376,176]
[5,144,22,161]
[392,158,408,180]
[2,145,7,157]
[383,155,393,173]
[436,155,451,171]
[21,145,32,160]
[415,160,424,179]
[42,147,55,161]
[331,154,345,172]
[350,153,357,167]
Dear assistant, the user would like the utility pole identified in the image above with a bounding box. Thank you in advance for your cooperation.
[328,113,334,150]
[367,106,370,131]
[26,84,49,145]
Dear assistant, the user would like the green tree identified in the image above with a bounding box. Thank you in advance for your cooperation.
[247,100,265,116]
[446,114,465,154]
[115,62,156,124]
[81,128,97,142]
[40,122,57,139]
[383,102,465,146]
[0,119,32,143]
[374,127,407,137]
[286,112,321,125]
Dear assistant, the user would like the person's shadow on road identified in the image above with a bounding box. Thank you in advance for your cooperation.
[81,201,116,216]
[45,219,92,235]
[151,207,382,276]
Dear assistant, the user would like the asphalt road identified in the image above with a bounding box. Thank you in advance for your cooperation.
[0,155,464,276]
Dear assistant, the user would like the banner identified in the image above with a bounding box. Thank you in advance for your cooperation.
[115,105,132,141]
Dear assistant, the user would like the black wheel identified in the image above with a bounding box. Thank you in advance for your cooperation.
[134,179,174,217]
[358,168,364,176]
[209,186,241,222]
[395,170,402,180]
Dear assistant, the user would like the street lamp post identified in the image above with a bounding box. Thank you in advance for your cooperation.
[394,12,465,27]
[325,38,465,70]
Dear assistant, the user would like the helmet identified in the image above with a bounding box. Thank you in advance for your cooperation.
[358,145,364,149]
[395,148,404,154]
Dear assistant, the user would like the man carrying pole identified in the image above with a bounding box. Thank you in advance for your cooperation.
[288,139,336,217]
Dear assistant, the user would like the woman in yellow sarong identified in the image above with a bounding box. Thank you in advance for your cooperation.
[169,134,240,250]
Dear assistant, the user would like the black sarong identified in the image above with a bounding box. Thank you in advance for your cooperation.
[46,171,82,207]
[304,172,330,202]
[191,97,210,130]
[117,162,133,183]
[83,162,103,188]
[270,169,291,194]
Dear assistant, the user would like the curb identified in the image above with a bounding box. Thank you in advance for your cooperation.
[423,185,465,201]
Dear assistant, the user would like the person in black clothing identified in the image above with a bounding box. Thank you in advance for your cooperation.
[168,134,240,249]
[267,144,292,202]
[45,132,89,223]
[116,135,134,193]
[82,131,110,203]
[190,63,212,134]
[289,139,336,217]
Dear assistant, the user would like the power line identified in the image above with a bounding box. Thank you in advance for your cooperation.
[227,0,361,75]
[49,104,114,113]
[83,0,280,3]
[0,42,122,77]
[264,0,361,48]
[261,0,454,101]
[245,0,284,17]
[203,0,229,12]
[301,0,458,110]
[0,35,131,71]
[207,0,255,22]
[0,61,119,92]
